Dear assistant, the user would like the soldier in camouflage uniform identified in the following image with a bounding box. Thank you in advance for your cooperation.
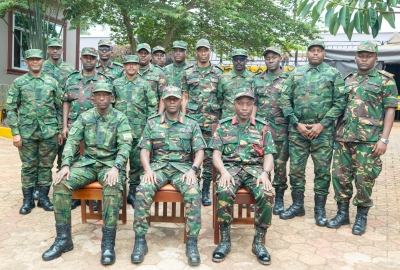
[209,89,276,265]
[164,41,189,87]
[7,49,63,214]
[152,45,167,69]
[181,38,223,206]
[280,41,346,226]
[131,86,205,266]
[253,47,289,215]
[327,41,398,235]
[113,55,158,206]
[218,48,254,119]
[96,39,124,81]
[42,83,132,265]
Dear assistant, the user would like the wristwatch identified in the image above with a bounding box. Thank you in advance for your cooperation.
[293,122,299,128]
[114,163,122,170]
[191,165,199,172]
[380,138,389,144]
[263,170,271,179]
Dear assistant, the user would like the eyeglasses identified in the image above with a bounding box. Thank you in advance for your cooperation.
[232,56,247,62]
[98,46,112,52]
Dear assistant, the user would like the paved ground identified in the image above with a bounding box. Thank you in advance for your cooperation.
[1,123,400,270]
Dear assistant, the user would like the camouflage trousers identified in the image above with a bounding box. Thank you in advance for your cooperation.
[56,142,65,172]
[18,132,58,188]
[134,165,202,237]
[127,138,142,186]
[332,142,382,207]
[216,169,274,229]
[53,162,123,226]
[201,128,212,186]
[272,137,289,191]
[288,131,334,196]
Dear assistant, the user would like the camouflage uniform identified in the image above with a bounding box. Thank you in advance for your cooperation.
[164,41,189,87]
[152,45,166,70]
[53,84,132,226]
[96,39,124,81]
[113,55,158,185]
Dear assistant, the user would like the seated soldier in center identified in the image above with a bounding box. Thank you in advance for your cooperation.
[209,88,276,265]
[131,86,206,266]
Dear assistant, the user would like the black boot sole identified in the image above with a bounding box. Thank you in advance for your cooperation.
[188,258,201,266]
[42,244,74,261]
[327,220,350,229]
[273,208,283,215]
[252,249,271,265]
[202,201,211,206]
[279,210,305,220]
[37,203,54,211]
[20,205,35,215]
[212,246,231,262]
[131,246,148,264]
[101,256,116,265]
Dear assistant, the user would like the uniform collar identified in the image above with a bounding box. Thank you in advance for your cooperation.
[78,70,99,81]
[173,61,187,68]
[138,63,154,75]
[230,68,249,78]
[46,59,63,68]
[232,116,256,126]
[94,106,113,121]
[357,68,378,77]
[261,69,283,80]
[123,74,139,84]
[160,111,184,124]
[306,62,325,72]
[193,62,214,73]
[27,72,46,81]
[97,60,112,68]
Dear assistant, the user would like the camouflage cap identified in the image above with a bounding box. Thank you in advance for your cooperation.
[172,40,188,50]
[81,47,98,57]
[25,49,43,59]
[152,45,166,54]
[234,87,254,101]
[232,48,248,57]
[98,39,112,47]
[47,37,63,47]
[356,41,378,53]
[162,86,182,99]
[263,46,282,56]
[123,55,139,64]
[136,43,151,53]
[307,40,325,50]
[196,39,211,49]
[92,82,113,94]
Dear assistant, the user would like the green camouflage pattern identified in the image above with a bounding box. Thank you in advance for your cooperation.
[263,46,282,56]
[42,59,75,87]
[152,45,166,54]
[123,55,139,64]
[218,69,254,119]
[96,60,124,81]
[234,87,254,100]
[93,82,113,93]
[196,39,210,49]
[335,69,398,143]
[25,49,43,59]
[47,37,63,47]
[137,63,167,100]
[172,40,188,50]
[164,61,189,87]
[307,40,325,50]
[163,85,182,99]
[98,39,113,47]
[356,40,378,53]
[136,43,151,53]
[81,47,98,57]
[232,48,248,57]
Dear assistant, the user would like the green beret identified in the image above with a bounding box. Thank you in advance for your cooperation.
[81,47,98,57]
[357,41,378,54]
[47,37,63,47]
[93,83,113,94]
[25,49,43,59]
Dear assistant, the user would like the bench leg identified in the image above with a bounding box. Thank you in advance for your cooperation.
[80,199,86,223]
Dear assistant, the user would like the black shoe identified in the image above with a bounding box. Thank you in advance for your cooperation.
[131,235,148,263]
[33,183,39,200]
[314,195,327,226]
[20,187,35,215]
[250,204,255,212]
[86,200,98,211]
[279,190,305,220]
[101,226,117,265]
[186,237,200,266]
[327,202,350,229]
[212,226,231,262]
[71,200,81,210]
[241,204,247,208]
[352,207,369,235]
[127,184,138,208]
[273,189,284,215]
[42,224,74,261]
[37,186,54,211]
[252,227,271,265]
[202,180,212,206]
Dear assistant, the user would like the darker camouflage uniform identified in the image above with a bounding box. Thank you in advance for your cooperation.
[164,41,189,87]
[209,115,276,228]
[96,39,124,81]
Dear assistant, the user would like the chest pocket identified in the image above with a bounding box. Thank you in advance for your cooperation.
[316,77,332,95]
[247,134,263,157]
[293,75,306,95]
[150,130,166,150]
[363,81,382,103]
[169,131,192,154]
[84,122,96,146]
[222,136,237,155]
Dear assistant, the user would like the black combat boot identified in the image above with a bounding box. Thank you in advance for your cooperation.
[252,227,271,265]
[202,180,211,206]
[20,187,35,215]
[33,182,39,200]
[101,226,117,265]
[279,190,305,220]
[127,184,138,207]
[327,202,350,229]
[37,186,54,211]
[273,189,285,215]
[42,224,74,261]
[131,235,148,263]
[314,194,327,226]
[186,237,200,266]
[71,199,81,210]
[212,226,231,262]
[352,206,370,235]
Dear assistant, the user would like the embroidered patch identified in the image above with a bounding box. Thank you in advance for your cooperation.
[123,133,133,140]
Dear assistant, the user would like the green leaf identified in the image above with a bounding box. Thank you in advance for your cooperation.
[332,19,340,35]
[339,6,350,28]
[325,8,335,28]
[300,2,313,18]
[363,12,370,34]
[329,12,339,34]
[354,10,363,34]
[315,0,326,14]
[358,0,366,8]
[372,20,379,38]
[389,0,398,6]
[378,14,383,29]
[326,2,336,10]
[311,0,325,26]
[382,8,396,28]
[368,7,377,27]
[297,0,309,16]
[346,20,355,40]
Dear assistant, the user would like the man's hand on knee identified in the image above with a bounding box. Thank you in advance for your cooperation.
[182,168,197,185]
[104,167,119,186]
[53,166,70,184]
[218,170,235,188]
[143,169,157,185]
[257,172,272,191]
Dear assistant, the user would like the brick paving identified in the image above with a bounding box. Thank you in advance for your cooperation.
[1,123,400,269]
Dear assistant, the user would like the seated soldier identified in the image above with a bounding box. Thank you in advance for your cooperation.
[131,86,206,266]
[42,83,132,265]
[209,89,276,265]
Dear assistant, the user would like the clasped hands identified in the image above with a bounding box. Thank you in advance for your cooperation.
[296,123,324,140]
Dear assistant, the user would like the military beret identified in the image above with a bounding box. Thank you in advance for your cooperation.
[357,41,378,54]
[47,37,63,47]
[81,47,98,57]
[92,82,113,94]
[263,46,282,56]
[307,40,325,50]
[196,39,210,49]
[172,40,188,50]
[98,39,113,47]
[136,43,151,53]
[234,87,254,101]
[163,86,182,99]
[123,55,139,64]
[152,45,166,54]
[25,49,43,59]
[232,49,248,57]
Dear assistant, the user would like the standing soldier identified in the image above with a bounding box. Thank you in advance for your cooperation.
[152,46,167,69]
[218,48,254,119]
[131,86,205,266]
[96,39,124,81]
[113,55,158,206]
[327,41,398,235]
[42,83,132,265]
[253,47,289,215]
[280,41,346,226]
[164,41,189,87]
[6,49,63,214]
[181,38,223,206]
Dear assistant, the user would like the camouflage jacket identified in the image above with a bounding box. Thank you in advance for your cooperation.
[209,116,277,178]
[62,71,110,123]
[280,62,346,133]
[218,68,254,119]
[96,60,124,81]
[137,63,166,100]
[42,59,75,87]
[62,107,132,168]
[113,75,158,138]
[7,73,62,138]
[335,68,398,143]
[138,111,206,173]
[163,61,189,88]
[181,63,223,129]
[253,70,289,141]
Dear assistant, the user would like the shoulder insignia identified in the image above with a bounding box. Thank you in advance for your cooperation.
[344,72,355,79]
[148,113,161,120]
[280,72,290,78]
[219,117,233,124]
[254,117,267,125]
[183,114,197,121]
[68,70,80,77]
[378,70,394,79]
[113,62,123,67]
[185,64,194,70]
[213,65,223,72]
